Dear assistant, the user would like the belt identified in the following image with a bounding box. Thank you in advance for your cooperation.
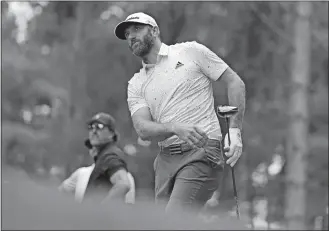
[160,139,221,155]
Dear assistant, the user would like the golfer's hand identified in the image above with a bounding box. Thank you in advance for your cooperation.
[205,191,221,209]
[137,137,151,147]
[172,123,208,147]
[224,128,243,167]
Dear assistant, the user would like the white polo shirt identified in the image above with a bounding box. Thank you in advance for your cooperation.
[127,41,229,147]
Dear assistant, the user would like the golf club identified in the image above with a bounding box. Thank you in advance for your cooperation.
[217,105,240,220]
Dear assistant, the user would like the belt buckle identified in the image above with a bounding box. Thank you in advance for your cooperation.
[169,144,182,155]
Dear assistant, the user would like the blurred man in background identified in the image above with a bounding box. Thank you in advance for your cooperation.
[114,12,246,213]
[59,112,135,204]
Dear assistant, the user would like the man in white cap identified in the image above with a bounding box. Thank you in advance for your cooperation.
[114,12,246,213]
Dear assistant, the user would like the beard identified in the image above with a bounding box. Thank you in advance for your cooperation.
[129,31,155,57]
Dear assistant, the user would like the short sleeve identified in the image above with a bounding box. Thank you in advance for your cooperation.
[100,153,128,180]
[188,41,228,81]
[127,78,149,116]
[106,156,127,179]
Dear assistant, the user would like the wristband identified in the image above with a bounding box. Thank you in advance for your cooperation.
[229,128,241,134]
[227,128,242,146]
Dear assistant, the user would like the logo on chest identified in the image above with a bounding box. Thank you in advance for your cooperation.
[175,61,184,69]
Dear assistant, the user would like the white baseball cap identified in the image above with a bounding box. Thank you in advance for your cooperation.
[114,12,158,40]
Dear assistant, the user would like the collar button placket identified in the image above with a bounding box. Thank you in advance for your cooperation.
[142,64,156,98]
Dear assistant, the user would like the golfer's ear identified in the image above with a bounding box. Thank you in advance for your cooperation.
[113,134,118,142]
[152,26,160,38]
[112,131,119,142]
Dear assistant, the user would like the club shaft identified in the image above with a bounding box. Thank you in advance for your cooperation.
[231,168,240,219]
[225,117,240,220]
[226,118,231,144]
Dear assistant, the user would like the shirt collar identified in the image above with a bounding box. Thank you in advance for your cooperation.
[93,142,116,163]
[142,43,169,68]
[158,43,169,56]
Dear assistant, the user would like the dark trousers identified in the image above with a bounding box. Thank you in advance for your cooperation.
[154,140,225,213]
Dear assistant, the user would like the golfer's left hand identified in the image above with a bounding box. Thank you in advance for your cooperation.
[224,128,243,167]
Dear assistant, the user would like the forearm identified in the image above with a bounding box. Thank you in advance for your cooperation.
[134,119,175,142]
[103,183,130,202]
[227,76,246,130]
[58,179,75,194]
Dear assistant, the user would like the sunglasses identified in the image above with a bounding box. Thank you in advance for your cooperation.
[88,123,106,131]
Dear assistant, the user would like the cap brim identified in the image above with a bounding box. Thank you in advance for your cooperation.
[114,20,152,40]
[87,118,105,126]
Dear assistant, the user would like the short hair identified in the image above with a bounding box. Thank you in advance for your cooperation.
[147,25,161,40]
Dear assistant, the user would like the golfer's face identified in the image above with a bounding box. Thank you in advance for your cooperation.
[88,123,113,146]
[124,24,154,57]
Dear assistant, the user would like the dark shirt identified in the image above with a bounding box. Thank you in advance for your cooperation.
[83,143,127,202]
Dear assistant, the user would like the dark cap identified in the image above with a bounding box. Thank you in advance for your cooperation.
[87,112,116,131]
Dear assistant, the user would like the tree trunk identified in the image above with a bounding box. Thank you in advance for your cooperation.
[71,1,89,120]
[284,2,312,229]
[65,2,89,170]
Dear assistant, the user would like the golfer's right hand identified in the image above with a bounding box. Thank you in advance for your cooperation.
[172,123,208,147]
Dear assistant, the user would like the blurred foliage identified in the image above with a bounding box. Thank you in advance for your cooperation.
[1,1,328,229]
